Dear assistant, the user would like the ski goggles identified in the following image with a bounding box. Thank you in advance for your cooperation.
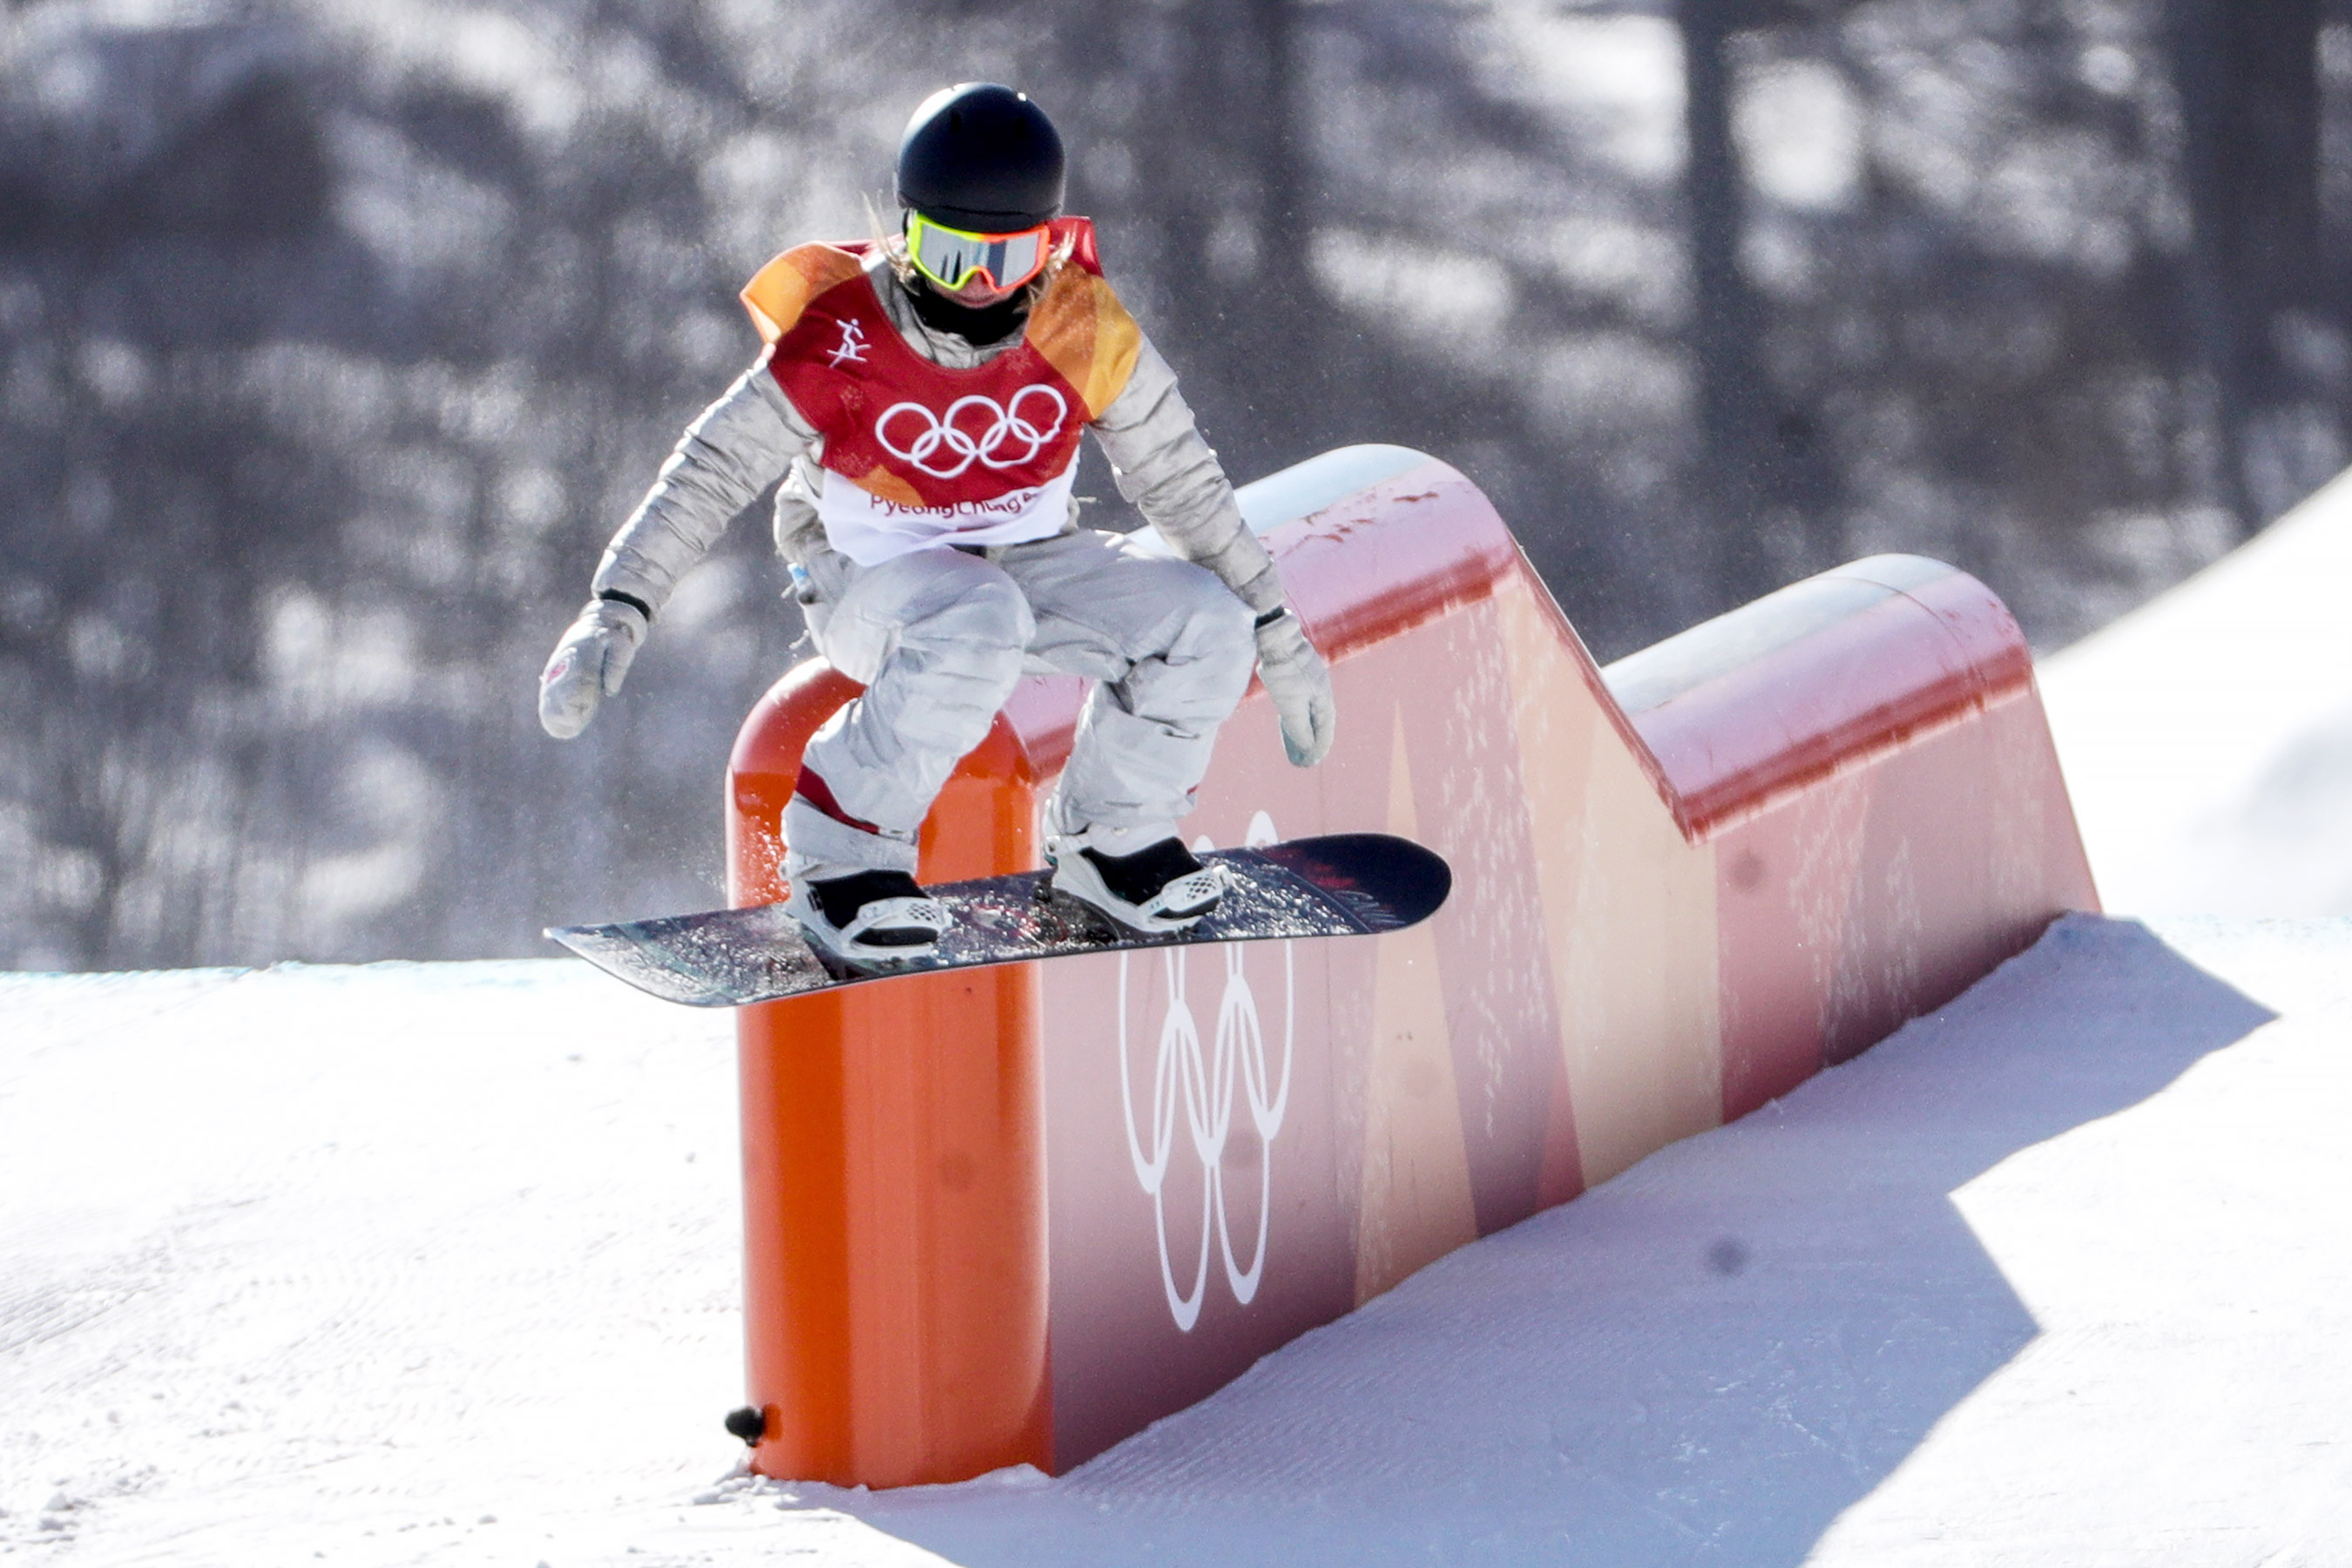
[904,212,1054,293]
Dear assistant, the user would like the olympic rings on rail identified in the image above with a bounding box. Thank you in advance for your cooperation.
[1118,812,1294,1333]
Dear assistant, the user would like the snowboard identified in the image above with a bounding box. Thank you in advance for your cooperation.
[547,832,1450,1007]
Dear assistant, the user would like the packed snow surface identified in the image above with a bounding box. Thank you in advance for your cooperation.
[2040,465,2352,915]
[5,916,2349,1565]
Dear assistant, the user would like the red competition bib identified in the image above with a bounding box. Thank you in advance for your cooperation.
[740,220,1142,563]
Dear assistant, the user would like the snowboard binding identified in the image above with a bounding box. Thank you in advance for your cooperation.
[787,869,950,963]
[1044,831,1224,936]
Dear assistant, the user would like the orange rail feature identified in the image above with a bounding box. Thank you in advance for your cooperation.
[726,445,2097,1485]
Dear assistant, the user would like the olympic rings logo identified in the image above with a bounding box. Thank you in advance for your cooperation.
[1119,812,1294,1333]
[874,386,1068,479]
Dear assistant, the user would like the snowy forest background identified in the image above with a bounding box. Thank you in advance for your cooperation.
[2,0,2347,970]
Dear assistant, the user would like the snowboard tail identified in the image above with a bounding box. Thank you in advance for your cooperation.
[548,833,1450,1007]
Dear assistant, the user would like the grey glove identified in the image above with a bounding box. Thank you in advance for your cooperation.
[537,596,649,739]
[1254,607,1335,767]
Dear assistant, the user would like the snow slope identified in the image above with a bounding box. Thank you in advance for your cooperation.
[6,916,2349,1565]
[2039,466,2352,915]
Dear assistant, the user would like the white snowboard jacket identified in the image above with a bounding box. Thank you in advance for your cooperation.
[588,250,1287,622]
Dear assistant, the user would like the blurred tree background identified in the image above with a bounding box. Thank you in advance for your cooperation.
[2,0,2348,968]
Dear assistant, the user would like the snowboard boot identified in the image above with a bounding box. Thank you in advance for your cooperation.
[1045,823,1224,935]
[787,868,950,962]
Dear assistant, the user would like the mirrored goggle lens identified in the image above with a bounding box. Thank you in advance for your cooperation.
[909,221,1049,290]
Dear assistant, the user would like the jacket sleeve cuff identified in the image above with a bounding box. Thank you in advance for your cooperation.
[1186,523,1287,614]
[1228,559,1287,615]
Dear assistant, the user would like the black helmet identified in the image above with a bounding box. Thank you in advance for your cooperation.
[896,83,1065,232]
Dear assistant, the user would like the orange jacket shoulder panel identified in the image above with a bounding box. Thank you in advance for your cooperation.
[1027,265,1142,421]
[740,244,870,344]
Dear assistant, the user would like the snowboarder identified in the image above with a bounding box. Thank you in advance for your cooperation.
[537,82,1335,961]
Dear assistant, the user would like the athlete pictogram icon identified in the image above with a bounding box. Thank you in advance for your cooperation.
[826,318,870,368]
[874,386,1067,479]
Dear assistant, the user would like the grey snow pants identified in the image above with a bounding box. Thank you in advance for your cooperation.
[784,528,1259,882]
